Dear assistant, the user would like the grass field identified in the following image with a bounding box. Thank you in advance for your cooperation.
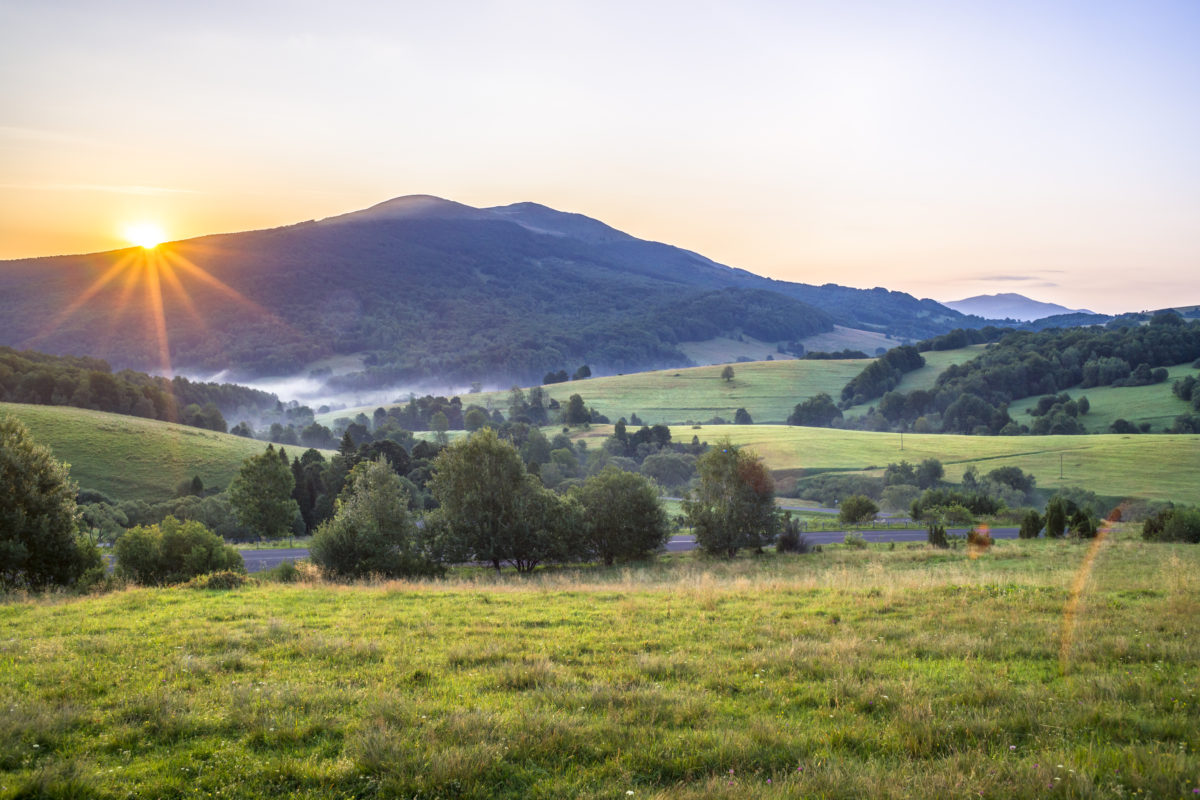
[0,402,323,504]
[2,533,1197,798]
[323,359,876,428]
[569,424,1200,505]
[1008,363,1198,434]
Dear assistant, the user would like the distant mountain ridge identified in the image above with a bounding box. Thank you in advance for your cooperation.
[944,292,1094,321]
[1,195,977,386]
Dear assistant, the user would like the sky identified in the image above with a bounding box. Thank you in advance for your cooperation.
[2,0,1197,314]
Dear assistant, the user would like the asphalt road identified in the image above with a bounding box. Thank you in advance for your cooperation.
[239,528,1020,572]
[239,548,310,573]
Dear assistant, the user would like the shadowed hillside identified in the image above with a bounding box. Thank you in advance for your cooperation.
[0,196,975,387]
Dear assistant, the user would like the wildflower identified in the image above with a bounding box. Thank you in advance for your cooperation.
[1009,745,1016,751]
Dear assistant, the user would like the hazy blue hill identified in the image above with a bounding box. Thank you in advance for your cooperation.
[0,195,980,386]
[944,292,1094,321]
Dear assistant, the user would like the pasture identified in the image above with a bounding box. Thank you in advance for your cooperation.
[571,424,1200,506]
[0,402,315,503]
[1,533,1197,798]
[1007,363,1198,434]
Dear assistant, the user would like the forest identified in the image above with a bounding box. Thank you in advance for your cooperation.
[829,312,1200,435]
[0,346,279,432]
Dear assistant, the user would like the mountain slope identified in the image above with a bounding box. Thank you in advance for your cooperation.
[944,292,1093,321]
[0,195,976,386]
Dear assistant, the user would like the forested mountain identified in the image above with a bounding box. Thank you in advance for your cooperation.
[1,195,976,386]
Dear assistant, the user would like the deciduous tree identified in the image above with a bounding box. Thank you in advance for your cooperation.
[229,444,300,539]
[571,467,668,565]
[684,440,778,557]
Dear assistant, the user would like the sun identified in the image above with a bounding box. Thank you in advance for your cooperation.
[124,222,166,249]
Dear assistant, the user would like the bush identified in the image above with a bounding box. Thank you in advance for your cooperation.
[927,523,949,548]
[114,517,244,585]
[775,514,813,554]
[967,527,993,548]
[1019,510,1043,539]
[1142,505,1200,543]
[838,495,879,525]
[262,560,301,583]
[186,570,250,590]
[843,532,868,549]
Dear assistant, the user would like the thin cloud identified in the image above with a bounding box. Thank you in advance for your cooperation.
[0,125,101,147]
[0,182,198,196]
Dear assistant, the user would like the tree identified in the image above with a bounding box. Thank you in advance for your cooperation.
[0,416,99,591]
[787,393,842,427]
[563,394,589,425]
[229,444,300,539]
[734,408,753,425]
[428,428,574,572]
[114,516,243,585]
[571,467,669,565]
[915,458,944,489]
[684,441,779,557]
[309,457,438,580]
[839,495,878,525]
[572,365,592,380]
[721,365,735,383]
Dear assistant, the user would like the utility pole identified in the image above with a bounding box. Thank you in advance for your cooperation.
[1059,452,1063,479]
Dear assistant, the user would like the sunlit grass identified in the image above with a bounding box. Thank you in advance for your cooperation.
[2,533,1197,798]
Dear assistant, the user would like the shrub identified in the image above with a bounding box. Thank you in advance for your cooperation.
[1019,510,1043,539]
[838,495,879,525]
[843,532,868,549]
[775,514,813,554]
[967,527,993,548]
[114,517,244,585]
[187,570,249,590]
[263,560,301,583]
[1142,505,1200,543]
[927,523,949,549]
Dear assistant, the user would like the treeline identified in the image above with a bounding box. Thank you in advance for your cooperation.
[825,312,1200,434]
[0,346,279,432]
[79,412,708,548]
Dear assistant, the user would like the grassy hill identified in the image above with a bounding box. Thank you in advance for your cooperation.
[323,358,875,427]
[1008,363,1197,433]
[569,423,1200,505]
[0,402,311,503]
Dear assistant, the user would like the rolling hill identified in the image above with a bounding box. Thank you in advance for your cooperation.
[0,195,977,388]
[0,402,314,503]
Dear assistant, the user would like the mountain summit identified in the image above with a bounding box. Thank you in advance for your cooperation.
[943,293,1094,321]
[0,196,971,386]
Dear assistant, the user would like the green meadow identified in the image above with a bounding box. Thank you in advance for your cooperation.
[326,358,870,428]
[0,402,323,503]
[1008,363,1198,434]
[324,348,984,429]
[568,424,1200,506]
[2,533,1197,799]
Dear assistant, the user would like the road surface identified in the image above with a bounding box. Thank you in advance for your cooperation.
[238,528,1019,572]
